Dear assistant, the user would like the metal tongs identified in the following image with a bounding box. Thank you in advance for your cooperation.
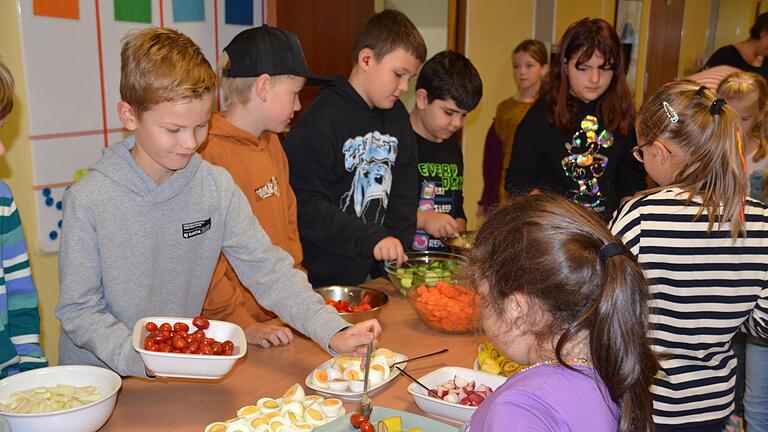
[357,337,374,418]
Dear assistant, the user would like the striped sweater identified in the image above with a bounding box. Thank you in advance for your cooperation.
[0,181,46,377]
[610,188,768,429]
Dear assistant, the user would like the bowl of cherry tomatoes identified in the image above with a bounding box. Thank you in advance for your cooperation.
[131,316,246,380]
[316,286,389,324]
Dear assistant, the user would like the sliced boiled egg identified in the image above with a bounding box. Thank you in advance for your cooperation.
[318,398,343,418]
[370,360,391,380]
[303,406,327,426]
[283,383,305,401]
[277,426,298,432]
[374,348,397,366]
[348,380,364,393]
[301,395,324,408]
[204,422,229,432]
[249,417,270,429]
[236,405,260,417]
[342,366,363,381]
[327,378,349,391]
[292,422,314,432]
[311,368,341,388]
[251,425,270,432]
[332,355,362,373]
[367,367,385,386]
[225,419,251,432]
[282,410,303,425]
[280,400,304,418]
[257,397,282,414]
[268,415,290,432]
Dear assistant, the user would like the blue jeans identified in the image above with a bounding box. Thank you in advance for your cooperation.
[745,336,768,432]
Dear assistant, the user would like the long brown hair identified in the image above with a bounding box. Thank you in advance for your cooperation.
[468,193,657,432]
[637,80,747,238]
[543,18,634,135]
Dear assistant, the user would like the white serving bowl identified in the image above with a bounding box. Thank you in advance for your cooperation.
[0,365,121,432]
[407,366,507,422]
[132,316,247,379]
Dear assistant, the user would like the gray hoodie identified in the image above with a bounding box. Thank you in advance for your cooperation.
[56,136,349,377]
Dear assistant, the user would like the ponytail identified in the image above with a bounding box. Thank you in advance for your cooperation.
[572,248,655,432]
[470,193,658,432]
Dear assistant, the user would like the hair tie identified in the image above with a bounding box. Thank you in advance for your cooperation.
[710,98,727,116]
[662,101,678,123]
[598,242,623,262]
[695,85,708,97]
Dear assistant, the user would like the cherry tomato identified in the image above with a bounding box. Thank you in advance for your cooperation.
[171,336,187,350]
[211,342,222,355]
[222,340,235,352]
[199,345,214,355]
[145,321,158,332]
[223,348,233,356]
[173,322,190,333]
[159,322,172,332]
[350,413,368,428]
[192,316,210,330]
[359,420,375,432]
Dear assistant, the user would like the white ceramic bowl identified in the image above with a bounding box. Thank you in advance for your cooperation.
[132,316,247,379]
[0,365,121,432]
[407,366,507,422]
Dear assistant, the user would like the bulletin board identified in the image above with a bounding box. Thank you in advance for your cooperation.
[17,0,266,252]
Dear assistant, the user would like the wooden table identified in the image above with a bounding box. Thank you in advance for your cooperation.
[100,279,484,431]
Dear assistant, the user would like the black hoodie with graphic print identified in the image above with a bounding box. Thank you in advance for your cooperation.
[285,75,418,287]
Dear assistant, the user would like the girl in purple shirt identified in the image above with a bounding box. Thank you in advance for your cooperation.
[465,193,657,432]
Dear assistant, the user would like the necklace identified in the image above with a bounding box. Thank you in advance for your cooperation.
[517,357,593,374]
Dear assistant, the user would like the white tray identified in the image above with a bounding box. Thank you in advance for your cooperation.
[305,353,408,400]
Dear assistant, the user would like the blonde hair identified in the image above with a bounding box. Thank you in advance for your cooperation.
[717,71,768,163]
[637,80,746,238]
[120,27,216,116]
[0,61,14,120]
[218,51,256,106]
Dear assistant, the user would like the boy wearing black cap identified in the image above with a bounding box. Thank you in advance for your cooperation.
[199,26,327,348]
[285,10,427,286]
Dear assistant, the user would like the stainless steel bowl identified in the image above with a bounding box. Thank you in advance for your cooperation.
[442,231,477,256]
[315,285,389,324]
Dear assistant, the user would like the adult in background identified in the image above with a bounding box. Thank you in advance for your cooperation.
[705,12,768,82]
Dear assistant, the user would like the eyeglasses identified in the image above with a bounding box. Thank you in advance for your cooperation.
[632,141,672,162]
[632,141,652,162]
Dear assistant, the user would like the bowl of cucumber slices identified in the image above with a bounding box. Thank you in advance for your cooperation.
[384,252,468,296]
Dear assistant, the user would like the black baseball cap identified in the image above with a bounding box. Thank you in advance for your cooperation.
[223,25,330,85]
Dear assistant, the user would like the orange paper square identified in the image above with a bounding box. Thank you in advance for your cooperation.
[33,0,80,20]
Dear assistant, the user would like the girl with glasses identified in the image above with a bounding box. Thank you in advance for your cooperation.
[611,81,768,432]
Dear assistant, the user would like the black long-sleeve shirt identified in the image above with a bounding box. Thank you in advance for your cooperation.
[285,76,418,286]
[505,97,646,219]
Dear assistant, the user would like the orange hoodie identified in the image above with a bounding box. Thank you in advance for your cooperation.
[199,112,303,328]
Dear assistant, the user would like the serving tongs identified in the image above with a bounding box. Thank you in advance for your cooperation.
[357,339,374,418]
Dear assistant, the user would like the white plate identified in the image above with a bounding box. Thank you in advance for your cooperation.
[407,366,507,422]
[305,353,408,400]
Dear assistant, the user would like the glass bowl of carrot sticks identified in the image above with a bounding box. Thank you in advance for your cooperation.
[406,279,481,334]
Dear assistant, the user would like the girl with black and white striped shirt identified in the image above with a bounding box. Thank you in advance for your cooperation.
[611,81,768,431]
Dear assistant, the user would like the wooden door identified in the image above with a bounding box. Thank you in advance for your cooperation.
[643,0,685,98]
[269,0,376,119]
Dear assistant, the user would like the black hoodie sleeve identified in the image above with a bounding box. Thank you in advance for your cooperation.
[505,105,544,195]
[382,125,418,250]
[285,126,389,259]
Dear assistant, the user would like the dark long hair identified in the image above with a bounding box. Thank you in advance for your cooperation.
[543,18,634,135]
[468,193,657,432]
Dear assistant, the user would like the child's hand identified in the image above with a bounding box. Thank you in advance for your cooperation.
[373,236,406,266]
[422,212,459,238]
[244,320,294,348]
[329,319,382,356]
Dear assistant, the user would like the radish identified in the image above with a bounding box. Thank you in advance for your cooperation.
[426,375,495,407]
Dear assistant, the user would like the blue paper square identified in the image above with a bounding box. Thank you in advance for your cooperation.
[225,0,253,26]
[172,0,205,22]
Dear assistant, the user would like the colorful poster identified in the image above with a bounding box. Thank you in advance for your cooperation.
[33,0,80,20]
[172,0,205,22]
[114,0,152,24]
[225,0,253,26]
